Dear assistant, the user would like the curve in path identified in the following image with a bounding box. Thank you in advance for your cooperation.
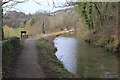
[8,29,74,78]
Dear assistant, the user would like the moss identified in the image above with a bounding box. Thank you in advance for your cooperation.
[36,39,75,78]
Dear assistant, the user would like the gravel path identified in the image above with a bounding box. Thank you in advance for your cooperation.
[8,38,46,78]
[7,29,74,78]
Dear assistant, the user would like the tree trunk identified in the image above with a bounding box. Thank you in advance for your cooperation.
[0,1,4,40]
[42,22,45,34]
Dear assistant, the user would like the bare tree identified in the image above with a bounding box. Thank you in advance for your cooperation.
[0,0,28,40]
[0,1,3,40]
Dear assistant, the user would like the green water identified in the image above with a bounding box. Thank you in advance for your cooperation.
[76,40,118,78]
[57,33,118,78]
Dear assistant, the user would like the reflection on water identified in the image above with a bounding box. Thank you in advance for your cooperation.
[54,37,78,73]
[77,40,118,78]
[53,37,118,78]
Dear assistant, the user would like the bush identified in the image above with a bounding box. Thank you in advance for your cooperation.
[101,37,114,46]
[2,37,22,77]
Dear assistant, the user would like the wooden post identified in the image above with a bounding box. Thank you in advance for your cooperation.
[21,32,22,38]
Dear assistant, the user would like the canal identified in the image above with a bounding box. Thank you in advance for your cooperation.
[53,35,118,78]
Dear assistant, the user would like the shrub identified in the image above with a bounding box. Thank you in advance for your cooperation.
[102,37,114,46]
[2,37,22,77]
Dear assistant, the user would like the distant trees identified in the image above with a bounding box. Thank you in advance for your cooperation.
[0,0,28,40]
[30,18,35,26]
[24,9,80,36]
[3,11,30,28]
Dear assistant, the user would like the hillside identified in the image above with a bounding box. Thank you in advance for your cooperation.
[3,11,31,28]
[3,8,81,37]
[24,8,80,36]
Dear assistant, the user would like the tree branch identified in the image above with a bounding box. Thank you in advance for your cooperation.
[33,0,42,5]
[3,0,29,5]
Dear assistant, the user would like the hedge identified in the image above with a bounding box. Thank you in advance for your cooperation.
[2,37,22,77]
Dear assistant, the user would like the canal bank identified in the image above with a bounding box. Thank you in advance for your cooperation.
[36,35,76,78]
[53,36,118,78]
[36,33,118,78]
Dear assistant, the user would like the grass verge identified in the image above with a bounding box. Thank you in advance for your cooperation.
[36,37,75,78]
[2,37,23,78]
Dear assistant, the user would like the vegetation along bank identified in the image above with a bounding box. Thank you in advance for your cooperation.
[36,35,77,78]
[2,37,23,78]
[74,2,119,55]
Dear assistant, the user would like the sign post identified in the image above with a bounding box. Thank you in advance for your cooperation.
[21,31,27,38]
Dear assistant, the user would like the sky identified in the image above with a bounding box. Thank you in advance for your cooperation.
[3,0,119,14]
[3,0,75,14]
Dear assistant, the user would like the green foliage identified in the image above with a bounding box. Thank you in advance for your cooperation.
[75,2,94,29]
[2,37,22,77]
[75,2,119,53]
[106,46,113,52]
[75,2,118,30]
[101,37,114,46]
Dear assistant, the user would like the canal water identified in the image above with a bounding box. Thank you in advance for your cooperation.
[53,37,118,78]
[54,37,78,73]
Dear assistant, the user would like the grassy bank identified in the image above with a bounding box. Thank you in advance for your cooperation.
[2,37,23,78]
[36,36,75,78]
[74,2,119,55]
[76,26,119,56]
[3,25,27,38]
